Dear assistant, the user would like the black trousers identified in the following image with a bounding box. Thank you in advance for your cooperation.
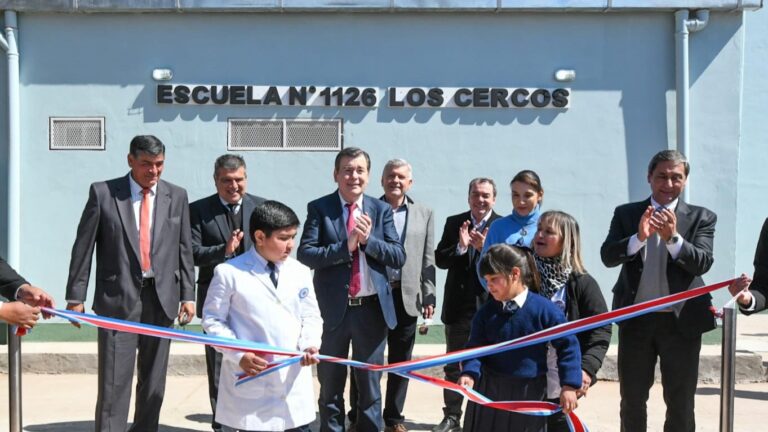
[348,288,418,427]
[618,313,702,432]
[204,339,223,432]
[442,317,472,420]
[95,279,173,432]
[318,298,387,432]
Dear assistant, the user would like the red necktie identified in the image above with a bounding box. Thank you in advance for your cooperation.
[345,202,361,298]
[140,188,151,272]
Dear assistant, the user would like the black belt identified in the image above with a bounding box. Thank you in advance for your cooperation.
[348,294,378,307]
[141,277,155,288]
[389,280,402,289]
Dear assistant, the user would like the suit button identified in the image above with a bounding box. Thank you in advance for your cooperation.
[345,284,349,289]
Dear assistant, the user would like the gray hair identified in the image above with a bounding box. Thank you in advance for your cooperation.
[468,177,497,198]
[129,135,165,157]
[214,154,247,177]
[382,158,412,177]
[648,150,690,176]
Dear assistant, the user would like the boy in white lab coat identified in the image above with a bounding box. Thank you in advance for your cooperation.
[203,200,324,432]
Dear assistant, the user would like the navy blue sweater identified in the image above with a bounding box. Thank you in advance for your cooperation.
[461,292,582,389]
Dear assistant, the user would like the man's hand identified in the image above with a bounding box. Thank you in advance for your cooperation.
[457,375,475,388]
[225,229,244,257]
[422,304,435,320]
[560,385,579,414]
[638,205,656,242]
[66,303,85,328]
[458,220,472,250]
[468,227,489,251]
[240,352,269,376]
[728,273,753,307]
[178,302,195,325]
[0,302,41,328]
[354,214,372,246]
[17,284,55,318]
[300,347,320,367]
[650,208,677,242]
[577,370,592,397]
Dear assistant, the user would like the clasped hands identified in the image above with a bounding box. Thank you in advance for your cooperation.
[459,220,489,251]
[1,284,55,329]
[638,205,677,243]
[239,347,320,376]
[348,213,373,252]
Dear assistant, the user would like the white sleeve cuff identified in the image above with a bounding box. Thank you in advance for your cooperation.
[741,292,757,312]
[456,244,468,255]
[666,236,684,260]
[627,234,646,256]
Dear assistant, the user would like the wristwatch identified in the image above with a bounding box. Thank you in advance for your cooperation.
[666,233,681,245]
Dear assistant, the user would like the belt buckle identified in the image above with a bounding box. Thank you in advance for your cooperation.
[348,297,362,307]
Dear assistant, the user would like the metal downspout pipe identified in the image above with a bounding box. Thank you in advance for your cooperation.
[1,9,23,432]
[675,9,709,202]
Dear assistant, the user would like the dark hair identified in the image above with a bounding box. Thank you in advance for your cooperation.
[249,200,300,238]
[648,150,690,176]
[479,244,541,292]
[510,170,543,196]
[334,147,371,172]
[129,135,165,157]
[468,177,497,198]
[214,154,246,178]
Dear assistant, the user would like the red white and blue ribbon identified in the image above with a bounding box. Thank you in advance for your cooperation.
[40,277,735,432]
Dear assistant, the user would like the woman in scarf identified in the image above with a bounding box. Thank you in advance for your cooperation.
[483,170,544,250]
[532,210,612,432]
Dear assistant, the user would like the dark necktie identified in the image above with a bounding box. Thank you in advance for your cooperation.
[345,202,361,298]
[503,300,519,315]
[267,261,278,288]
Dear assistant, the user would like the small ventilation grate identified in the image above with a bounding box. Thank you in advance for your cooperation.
[49,117,105,150]
[228,118,342,151]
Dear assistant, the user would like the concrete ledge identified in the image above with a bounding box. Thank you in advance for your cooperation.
[2,352,765,383]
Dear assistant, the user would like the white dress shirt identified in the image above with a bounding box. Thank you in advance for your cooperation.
[339,192,376,297]
[128,174,157,278]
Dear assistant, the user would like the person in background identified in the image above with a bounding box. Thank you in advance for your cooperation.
[482,170,544,250]
[531,210,611,432]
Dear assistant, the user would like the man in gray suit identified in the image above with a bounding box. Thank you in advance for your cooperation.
[379,159,436,432]
[66,135,195,432]
[190,154,265,432]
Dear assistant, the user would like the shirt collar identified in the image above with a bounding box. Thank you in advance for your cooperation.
[250,247,282,272]
[128,174,157,197]
[650,196,678,211]
[339,191,364,209]
[505,287,529,309]
[471,210,493,228]
[219,196,243,208]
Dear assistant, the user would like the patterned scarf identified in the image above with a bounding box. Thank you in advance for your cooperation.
[534,253,572,299]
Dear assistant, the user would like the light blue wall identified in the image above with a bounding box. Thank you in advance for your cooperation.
[3,11,756,319]
[736,7,768,279]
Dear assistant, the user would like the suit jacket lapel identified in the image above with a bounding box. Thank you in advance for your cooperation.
[211,196,230,244]
[331,192,346,241]
[115,175,141,264]
[242,195,256,250]
[675,200,693,238]
[153,181,171,250]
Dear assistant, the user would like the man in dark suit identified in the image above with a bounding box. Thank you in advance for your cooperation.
[190,154,265,432]
[601,150,717,432]
[298,147,405,432]
[729,219,768,314]
[432,177,500,432]
[66,135,196,432]
[0,256,54,328]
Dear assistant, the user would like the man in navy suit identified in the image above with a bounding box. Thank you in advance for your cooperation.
[298,147,406,432]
